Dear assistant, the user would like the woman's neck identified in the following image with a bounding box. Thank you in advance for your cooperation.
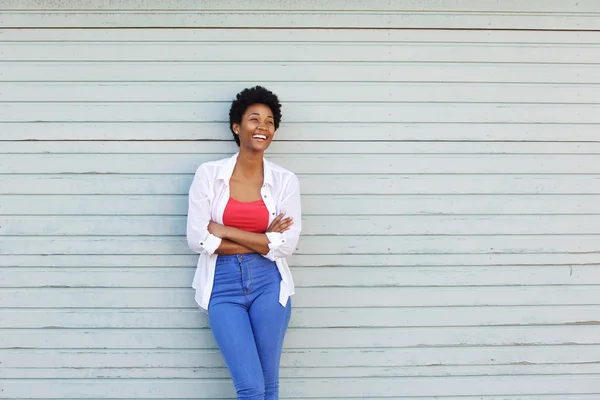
[234,148,264,180]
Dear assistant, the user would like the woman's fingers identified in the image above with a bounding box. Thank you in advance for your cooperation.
[267,213,294,233]
[267,213,286,231]
[274,217,293,232]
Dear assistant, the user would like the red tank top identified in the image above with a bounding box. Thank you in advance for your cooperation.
[222,198,269,233]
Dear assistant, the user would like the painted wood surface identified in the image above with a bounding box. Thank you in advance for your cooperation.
[1,1,599,399]
[1,0,600,29]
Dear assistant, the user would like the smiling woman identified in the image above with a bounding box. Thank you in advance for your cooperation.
[186,86,302,400]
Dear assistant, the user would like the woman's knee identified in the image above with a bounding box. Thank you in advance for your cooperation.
[235,378,265,400]
[264,378,279,399]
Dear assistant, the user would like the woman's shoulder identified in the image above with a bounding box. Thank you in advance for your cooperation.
[194,155,235,176]
[265,158,298,180]
[264,159,300,193]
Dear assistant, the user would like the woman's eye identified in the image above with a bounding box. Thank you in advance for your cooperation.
[267,121,273,125]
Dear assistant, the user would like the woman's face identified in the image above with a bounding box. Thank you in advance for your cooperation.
[233,103,276,153]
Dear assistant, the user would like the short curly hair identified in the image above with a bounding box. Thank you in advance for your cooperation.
[229,86,282,146]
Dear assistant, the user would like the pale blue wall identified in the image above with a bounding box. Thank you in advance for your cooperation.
[1,1,600,398]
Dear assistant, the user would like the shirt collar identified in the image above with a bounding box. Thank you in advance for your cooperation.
[217,152,274,187]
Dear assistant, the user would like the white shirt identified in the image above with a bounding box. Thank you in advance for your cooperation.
[186,152,302,312]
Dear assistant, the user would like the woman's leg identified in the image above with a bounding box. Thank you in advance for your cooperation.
[209,255,265,400]
[209,302,265,400]
[249,289,292,400]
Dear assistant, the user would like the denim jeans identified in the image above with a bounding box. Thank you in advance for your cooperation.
[209,253,292,400]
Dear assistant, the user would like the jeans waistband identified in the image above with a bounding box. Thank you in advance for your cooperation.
[216,253,264,263]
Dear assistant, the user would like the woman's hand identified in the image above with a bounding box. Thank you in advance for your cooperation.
[267,213,294,234]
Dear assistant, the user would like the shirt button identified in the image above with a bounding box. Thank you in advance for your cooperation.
[272,212,276,216]
[264,195,267,198]
[200,242,204,245]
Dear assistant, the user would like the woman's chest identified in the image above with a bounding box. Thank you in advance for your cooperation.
[228,176,263,202]
[210,181,278,222]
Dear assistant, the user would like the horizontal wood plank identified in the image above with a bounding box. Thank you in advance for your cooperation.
[2,253,598,268]
[3,82,600,104]
[2,364,600,379]
[1,375,599,398]
[3,122,600,142]
[2,154,600,174]
[1,265,596,288]
[2,326,599,349]
[3,0,600,13]
[3,10,600,30]
[1,306,599,329]
[1,174,600,195]
[1,286,598,308]
[5,42,600,64]
[4,102,600,124]
[3,215,600,236]
[5,141,600,154]
[3,345,598,368]
[2,62,599,83]
[1,234,599,255]
[3,28,600,44]
[1,194,598,215]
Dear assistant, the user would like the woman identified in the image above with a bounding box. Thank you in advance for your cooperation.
[186,86,302,400]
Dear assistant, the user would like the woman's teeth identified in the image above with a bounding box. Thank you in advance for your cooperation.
[253,134,267,140]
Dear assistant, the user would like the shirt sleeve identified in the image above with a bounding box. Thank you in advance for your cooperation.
[263,174,302,261]
[186,165,222,255]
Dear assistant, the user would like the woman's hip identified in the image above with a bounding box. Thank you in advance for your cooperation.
[213,253,281,291]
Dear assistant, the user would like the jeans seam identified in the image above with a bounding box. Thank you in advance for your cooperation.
[246,257,253,293]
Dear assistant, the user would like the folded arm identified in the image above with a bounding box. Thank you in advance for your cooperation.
[209,175,302,260]
[214,239,255,255]
[186,165,226,255]
[208,223,274,255]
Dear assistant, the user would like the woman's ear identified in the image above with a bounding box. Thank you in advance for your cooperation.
[232,123,240,134]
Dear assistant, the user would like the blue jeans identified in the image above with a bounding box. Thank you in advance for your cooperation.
[209,253,292,400]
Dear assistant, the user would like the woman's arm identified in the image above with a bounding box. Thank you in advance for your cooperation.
[208,174,301,259]
[214,239,255,255]
[186,165,223,255]
[209,213,293,255]
[262,175,302,260]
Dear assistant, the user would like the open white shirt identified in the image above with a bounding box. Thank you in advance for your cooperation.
[186,153,302,312]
